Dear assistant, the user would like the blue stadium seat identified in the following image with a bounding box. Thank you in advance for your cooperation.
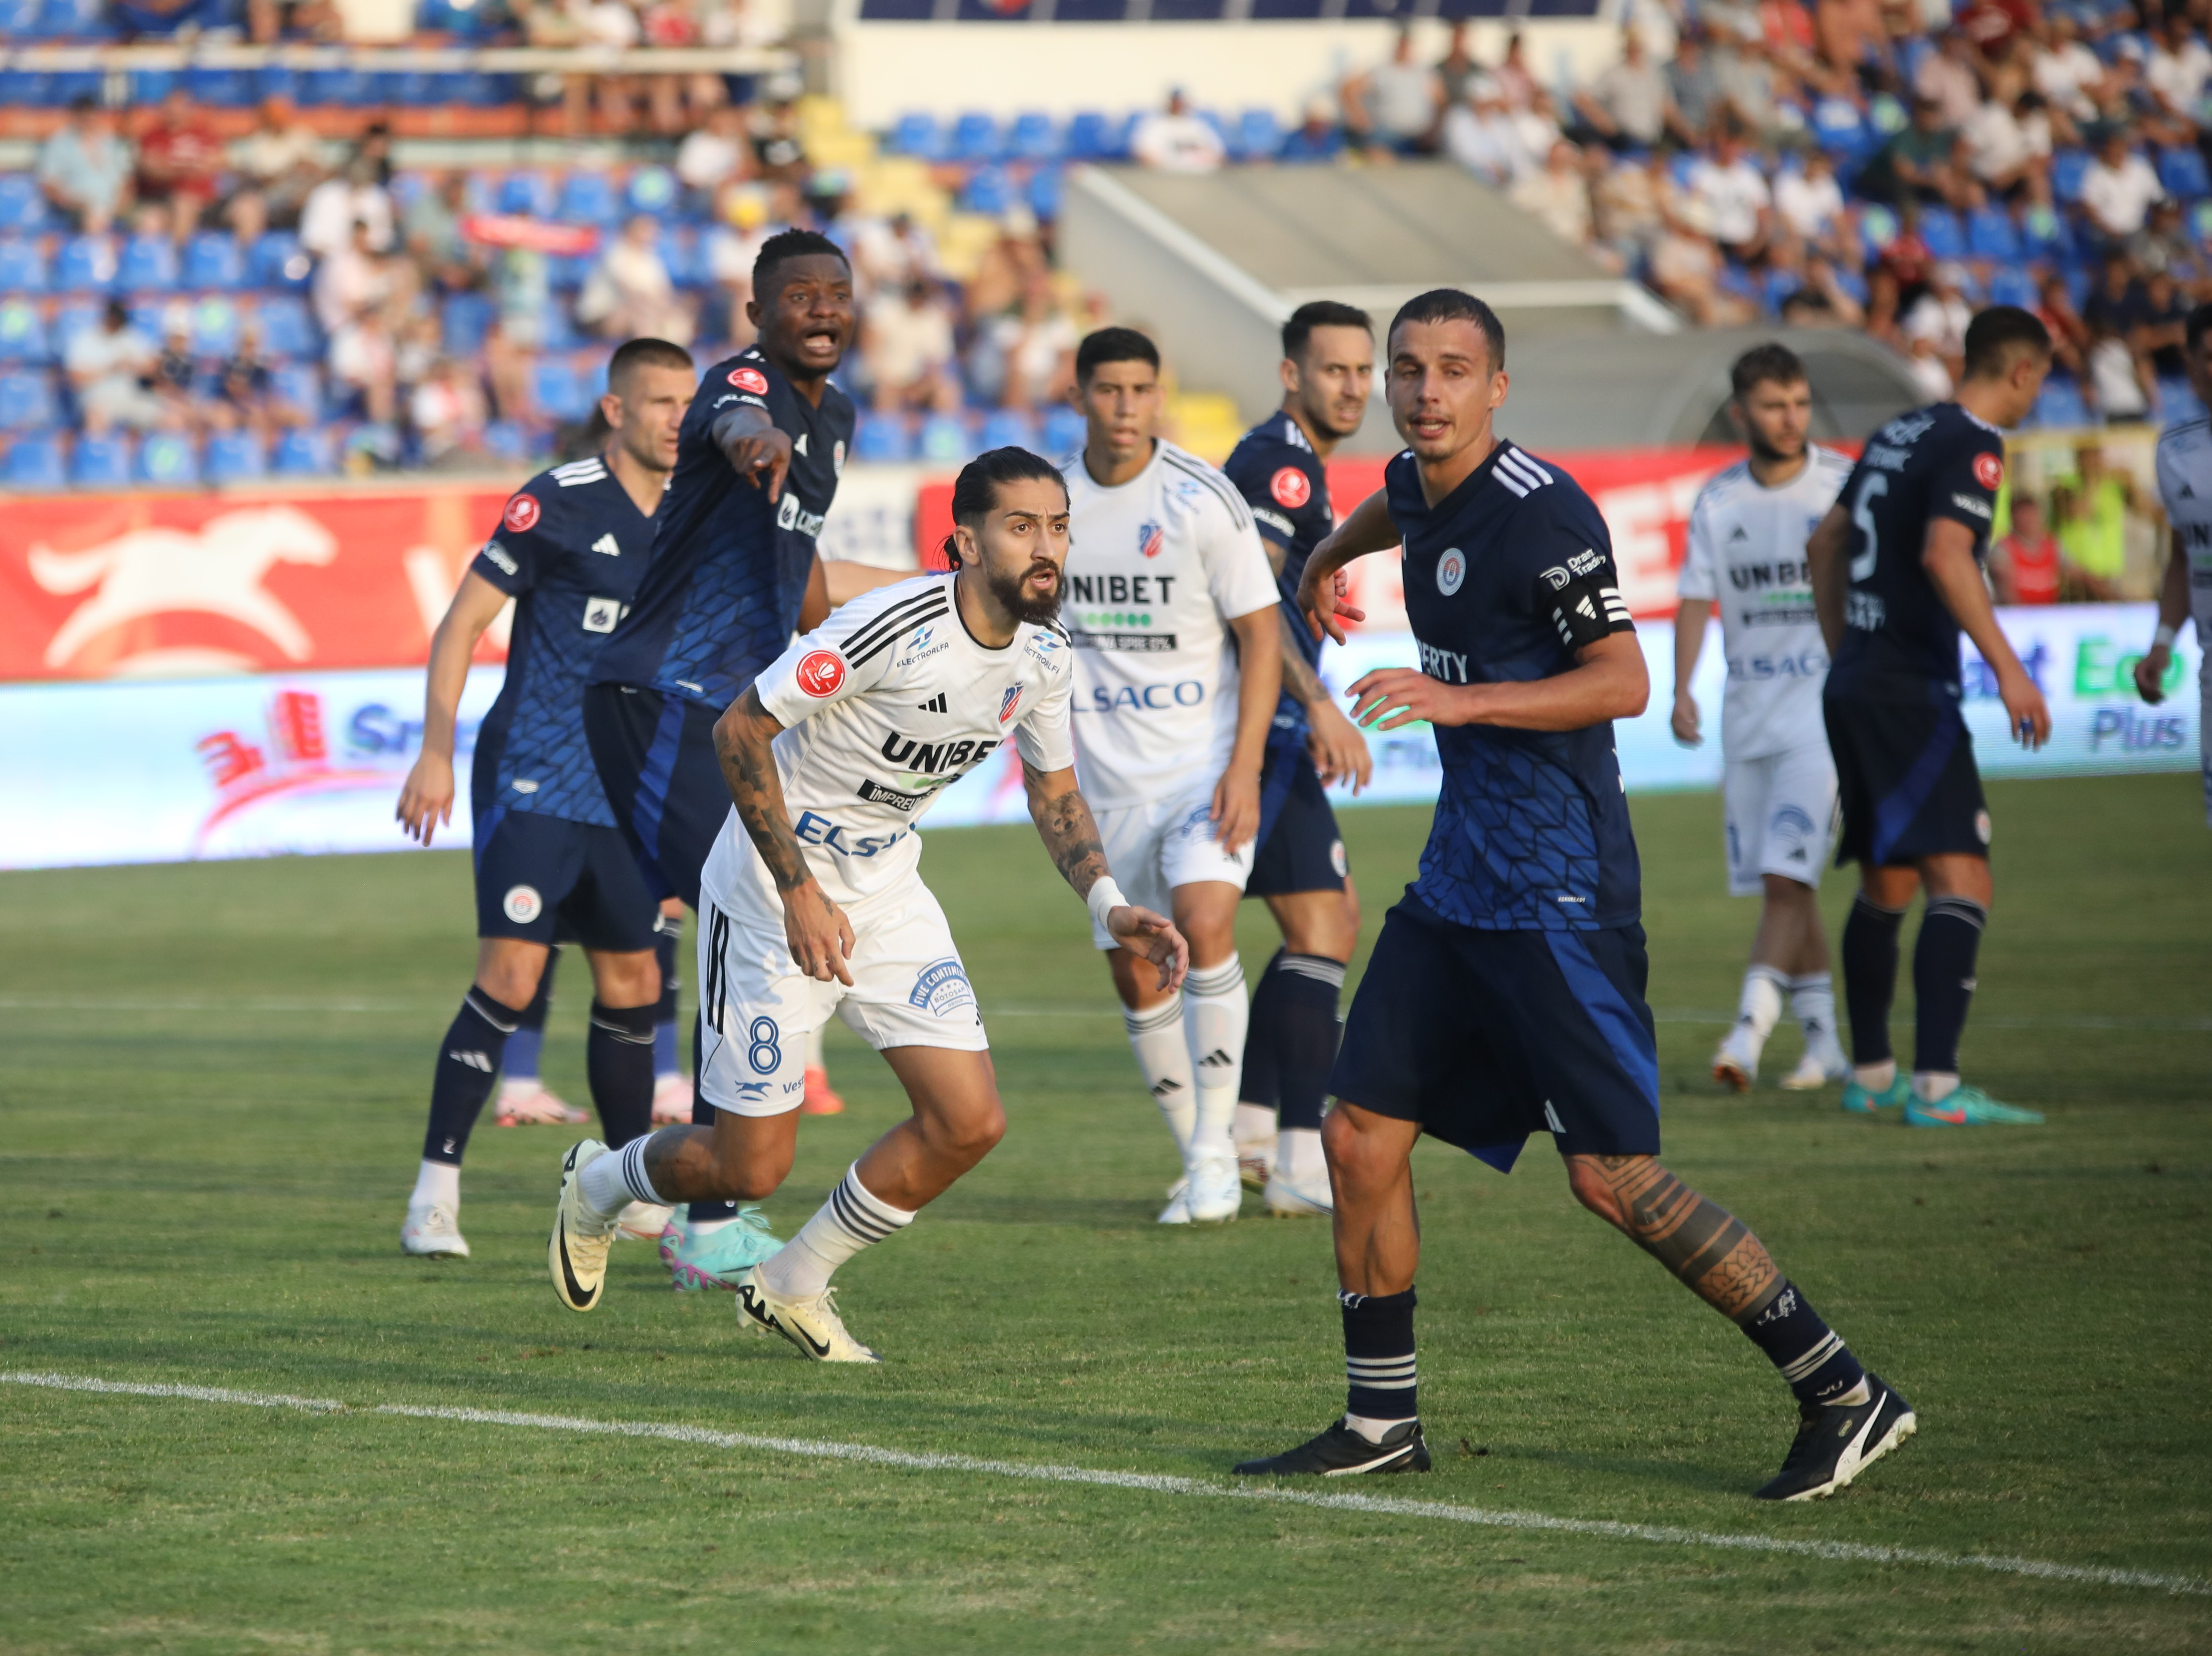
[0,369,55,429]
[2192,200,2212,245]
[1966,207,2022,261]
[137,429,200,486]
[978,408,1036,450]
[1028,165,1064,220]
[959,167,1013,216]
[2021,201,2074,259]
[37,0,106,35]
[69,432,131,487]
[531,356,592,422]
[1007,111,1061,162]
[557,170,622,227]
[2032,378,2089,428]
[1917,209,1966,261]
[50,298,99,357]
[1763,268,1803,314]
[190,294,242,357]
[546,252,590,293]
[204,429,267,483]
[182,65,252,106]
[1811,96,1870,157]
[383,70,439,106]
[2052,148,2091,204]
[0,173,47,232]
[1041,404,1085,454]
[1988,267,2039,308]
[43,70,101,104]
[270,361,323,416]
[1065,111,1115,161]
[257,296,316,360]
[852,416,913,464]
[1233,108,1282,161]
[659,227,708,289]
[3,431,65,490]
[0,0,39,34]
[2159,145,2210,200]
[271,426,334,476]
[498,171,557,218]
[182,231,244,290]
[55,235,116,293]
[117,234,178,294]
[443,291,494,355]
[254,63,298,102]
[950,111,1001,163]
[0,298,48,363]
[0,71,48,108]
[131,66,178,99]
[483,420,532,464]
[888,112,942,159]
[126,299,169,340]
[626,166,679,219]
[248,231,311,289]
[2159,375,2207,422]
[323,66,381,106]
[0,236,47,294]
[917,411,974,465]
[1857,202,1899,252]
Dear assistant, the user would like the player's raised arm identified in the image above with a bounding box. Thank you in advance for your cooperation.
[711,401,793,501]
[1021,759,1188,993]
[397,569,511,847]
[712,684,855,985]
[1295,489,1399,644]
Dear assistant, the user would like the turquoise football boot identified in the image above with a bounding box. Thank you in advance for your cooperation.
[1903,1084,2045,1127]
[1840,1075,1911,1115]
[660,1205,784,1291]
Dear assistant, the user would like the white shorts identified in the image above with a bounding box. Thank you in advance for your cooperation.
[695,869,987,1118]
[1090,777,1254,948]
[1723,744,1839,897]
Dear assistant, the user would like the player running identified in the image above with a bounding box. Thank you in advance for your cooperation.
[395,337,695,1260]
[1218,301,1376,1216]
[1672,343,1855,1094]
[546,448,1188,1358]
[1060,327,1283,1226]
[2137,300,2212,817]
[1807,307,2054,1128]
[1235,290,1914,1502]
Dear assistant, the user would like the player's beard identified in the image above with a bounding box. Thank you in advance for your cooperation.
[1746,428,1806,467]
[988,559,1063,626]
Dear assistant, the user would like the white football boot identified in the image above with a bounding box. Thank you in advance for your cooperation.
[1711,1025,1763,1093]
[615,1200,674,1241]
[1262,1164,1333,1217]
[401,1201,469,1258]
[547,1140,617,1312]
[1235,1137,1276,1191]
[1779,1036,1852,1092]
[1185,1153,1242,1223]
[735,1268,882,1362]
[649,1073,695,1125]
[1157,1176,1192,1225]
[497,1081,589,1127]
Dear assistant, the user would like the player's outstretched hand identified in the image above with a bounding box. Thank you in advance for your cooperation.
[1308,700,1372,794]
[783,882,856,986]
[1108,904,1188,994]
[1211,763,1261,855]
[728,424,794,501]
[2134,644,2171,705]
[1670,692,1702,747]
[1348,667,1471,732]
[395,752,455,847]
[1998,665,2052,751]
[1296,562,1365,647]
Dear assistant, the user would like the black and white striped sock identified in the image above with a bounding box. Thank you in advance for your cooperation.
[757,1163,915,1300]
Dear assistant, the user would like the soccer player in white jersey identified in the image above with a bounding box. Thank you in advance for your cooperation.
[1058,327,1284,1225]
[546,448,1189,1359]
[1673,344,1855,1093]
[2139,301,2212,819]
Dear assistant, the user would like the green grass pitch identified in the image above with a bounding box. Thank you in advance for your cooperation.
[2,773,2208,1653]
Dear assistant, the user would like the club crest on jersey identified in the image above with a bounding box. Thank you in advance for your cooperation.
[909,958,977,1017]
[796,649,846,698]
[728,366,770,395]
[833,439,846,475]
[1270,467,1311,510]
[1972,451,2004,491]
[502,885,542,924]
[998,684,1022,723]
[1137,522,1164,560]
[502,494,541,534]
[1437,548,1466,596]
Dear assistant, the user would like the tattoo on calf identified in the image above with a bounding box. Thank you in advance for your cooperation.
[1590,1156,1783,1322]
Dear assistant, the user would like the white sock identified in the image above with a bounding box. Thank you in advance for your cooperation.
[1733,964,1789,1056]
[1183,957,1247,1164]
[1125,994,1196,1157]
[1790,972,1845,1059]
[1233,1101,1277,1152]
[410,1159,459,1210]
[1344,1412,1413,1444]
[579,1134,666,1218]
[499,1075,542,1099]
[806,1023,826,1071]
[1855,1060,1897,1090]
[1913,1071,1960,1103]
[1277,1126,1325,1181]
[757,1163,914,1299]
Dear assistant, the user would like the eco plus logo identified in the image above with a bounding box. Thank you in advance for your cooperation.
[728,366,770,395]
[1137,522,1164,559]
[1270,467,1311,510]
[796,650,846,698]
[503,494,541,534]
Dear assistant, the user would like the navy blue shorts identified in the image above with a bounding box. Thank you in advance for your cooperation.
[584,683,729,910]
[1248,742,1348,897]
[1330,901,1662,1171]
[1824,690,1989,867]
[473,809,659,953]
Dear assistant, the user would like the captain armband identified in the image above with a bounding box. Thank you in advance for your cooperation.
[1536,548,1635,650]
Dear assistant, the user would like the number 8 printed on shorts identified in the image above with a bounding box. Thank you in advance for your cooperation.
[747,1016,782,1075]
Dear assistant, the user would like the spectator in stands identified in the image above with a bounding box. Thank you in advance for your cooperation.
[1774,146,1846,247]
[706,187,778,344]
[975,270,1080,412]
[329,303,398,427]
[37,97,134,236]
[1132,90,1228,174]
[2082,255,2153,420]
[2127,198,2197,281]
[479,313,535,424]
[677,104,751,200]
[1344,26,1445,156]
[1650,196,1753,325]
[404,172,486,295]
[1436,20,1482,110]
[861,277,961,416]
[1665,29,1727,146]
[963,207,1048,325]
[2139,267,2193,384]
[1686,122,1772,263]
[1858,95,1975,211]
[226,95,328,239]
[748,75,811,183]
[65,301,166,436]
[1493,33,1539,112]
[2031,13,2107,124]
[134,91,225,245]
[2146,16,2212,133]
[1277,98,1349,166]
[152,313,208,431]
[1778,254,1867,326]
[1443,76,1524,188]
[2035,267,2092,383]
[1963,87,2051,201]
[1593,148,1669,271]
[314,218,393,334]
[577,214,696,345]
[1902,260,1975,385]
[851,208,940,299]
[2081,129,2166,247]
[247,0,338,42]
[301,154,394,259]
[1574,30,1673,150]
[1513,140,1596,251]
[1710,33,1782,139]
[212,321,296,437]
[410,356,491,467]
[1915,30,1986,130]
[1986,493,2072,604]
[2052,445,2137,588]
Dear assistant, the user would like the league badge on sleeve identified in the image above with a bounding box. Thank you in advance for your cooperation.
[796,649,847,698]
[1972,452,2004,491]
[1270,467,1312,510]
[502,494,541,534]
[729,366,770,396]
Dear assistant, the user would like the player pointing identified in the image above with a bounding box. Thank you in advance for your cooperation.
[2137,300,2212,820]
[1237,290,1913,1502]
[547,448,1188,1360]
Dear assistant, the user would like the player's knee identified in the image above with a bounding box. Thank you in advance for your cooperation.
[718,1143,791,1201]
[474,959,541,1009]
[930,1096,1006,1165]
[1564,1157,1629,1227]
[1760,873,1816,908]
[1321,1105,1389,1188]
[591,950,660,1009]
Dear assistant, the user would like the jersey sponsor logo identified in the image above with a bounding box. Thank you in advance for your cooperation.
[1137,521,1165,559]
[796,649,846,698]
[502,494,541,533]
[1726,560,1810,591]
[908,958,977,1017]
[1069,629,1179,653]
[1437,548,1466,596]
[1972,452,2004,491]
[857,777,929,811]
[590,533,621,557]
[1270,466,1311,509]
[502,884,543,924]
[1416,638,1470,683]
[791,808,907,860]
[775,494,826,538]
[1845,590,1887,631]
[728,366,770,395]
[479,538,518,576]
[1024,629,1063,664]
[880,730,999,774]
[511,778,539,793]
[582,596,627,634]
[1085,680,1204,712]
[1951,491,1992,519]
[998,684,1022,723]
[1065,573,1176,606]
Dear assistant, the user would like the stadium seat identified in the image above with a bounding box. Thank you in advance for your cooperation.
[127,299,169,341]
[50,298,99,357]
[190,295,243,358]
[2032,378,2089,428]
[531,356,593,422]
[626,166,679,219]
[44,70,101,103]
[0,173,48,232]
[1966,207,2022,261]
[546,252,591,292]
[270,361,323,416]
[1064,111,1114,161]
[443,291,494,355]
[0,369,55,430]
[1029,165,1064,220]
[1763,268,1803,314]
[1989,267,2039,308]
[37,0,106,35]
[0,0,38,34]
[1007,111,1061,162]
[978,408,1036,450]
[950,112,1001,163]
[182,65,252,106]
[498,171,557,218]
[659,227,708,289]
[69,432,132,487]
[0,298,48,364]
[1041,404,1086,453]
[253,63,298,102]
[132,67,179,101]
[852,416,913,463]
[2159,146,2211,201]
[1857,202,1900,251]
[917,411,974,465]
[257,296,316,360]
[557,170,622,227]
[888,113,942,159]
[959,167,1013,216]
[137,429,200,486]
[271,426,335,476]
[1811,96,1870,158]
[182,231,244,290]
[1917,209,1966,261]
[204,429,267,483]
[118,234,178,294]
[483,420,532,463]
[2159,375,2206,422]
[2,431,65,490]
[248,231,311,289]
[2021,201,2074,259]
[0,236,47,294]
[0,71,48,108]
[1233,108,1282,161]
[2052,148,2090,204]
[55,235,116,293]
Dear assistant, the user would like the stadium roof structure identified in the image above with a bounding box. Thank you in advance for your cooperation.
[1062,162,1924,452]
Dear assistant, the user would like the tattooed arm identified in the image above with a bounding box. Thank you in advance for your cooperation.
[713,686,854,985]
[1566,1154,1783,1322]
[1022,760,1187,992]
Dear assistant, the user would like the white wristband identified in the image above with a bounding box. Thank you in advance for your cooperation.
[2153,623,2179,651]
[1085,877,1128,932]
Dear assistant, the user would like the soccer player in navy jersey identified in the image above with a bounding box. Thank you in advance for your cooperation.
[395,337,696,1261]
[1806,306,2053,1128]
[1233,290,1914,1502]
[1218,300,1377,1216]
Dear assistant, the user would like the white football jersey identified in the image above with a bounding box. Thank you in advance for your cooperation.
[1678,445,1854,761]
[1059,440,1280,810]
[2154,416,2212,659]
[703,573,1077,909]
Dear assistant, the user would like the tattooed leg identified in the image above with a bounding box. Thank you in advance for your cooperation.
[1564,1154,1784,1323]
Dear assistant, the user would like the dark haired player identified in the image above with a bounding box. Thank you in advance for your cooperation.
[395,337,696,1260]
[1235,290,1913,1502]
[1218,299,1376,1216]
[1807,306,2053,1127]
[548,449,1187,1359]
[2136,301,2212,822]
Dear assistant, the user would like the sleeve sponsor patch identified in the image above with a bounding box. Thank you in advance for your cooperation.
[1270,466,1312,509]
[502,494,541,534]
[1950,492,1993,519]
[728,366,770,395]
[478,539,518,575]
[795,649,847,698]
[1972,451,2004,491]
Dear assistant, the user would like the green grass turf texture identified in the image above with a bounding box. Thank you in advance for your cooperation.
[2,772,2208,1654]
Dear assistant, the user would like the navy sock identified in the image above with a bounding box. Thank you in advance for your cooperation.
[587,1000,656,1153]
[1238,950,1285,1112]
[1840,894,1906,1066]
[688,1009,742,1224]
[1740,1281,1867,1408]
[652,912,681,1077]
[1912,896,1986,1075]
[1341,1287,1418,1423]
[423,988,526,1166]
[502,944,559,1080]
[1271,954,1345,1133]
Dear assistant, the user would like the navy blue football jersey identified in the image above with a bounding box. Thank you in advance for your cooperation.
[1827,401,2005,698]
[470,454,656,827]
[1222,412,1335,742]
[1382,440,1641,931]
[590,344,855,709]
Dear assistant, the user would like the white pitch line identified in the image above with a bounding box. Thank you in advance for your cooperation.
[5,1371,2203,1599]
